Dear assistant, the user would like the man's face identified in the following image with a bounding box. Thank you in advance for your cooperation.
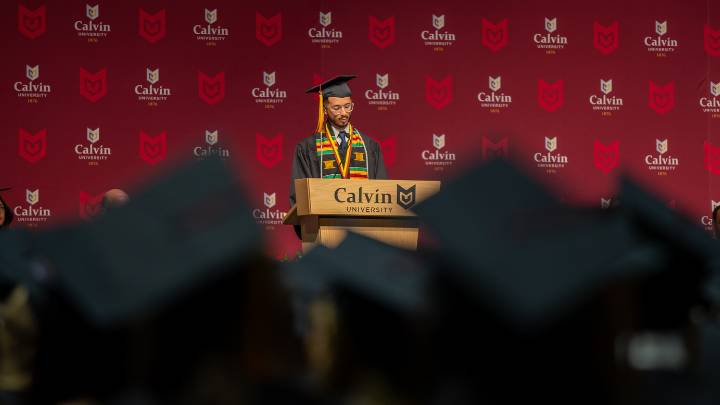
[324,96,353,128]
[0,201,5,226]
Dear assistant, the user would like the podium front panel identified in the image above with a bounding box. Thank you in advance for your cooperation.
[295,178,440,217]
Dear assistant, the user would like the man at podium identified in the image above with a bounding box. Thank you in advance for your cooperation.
[290,75,388,205]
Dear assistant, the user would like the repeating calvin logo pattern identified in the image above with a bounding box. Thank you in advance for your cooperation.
[533,136,567,172]
[538,79,564,112]
[368,16,395,49]
[253,192,286,226]
[705,24,720,56]
[425,75,453,109]
[14,64,51,102]
[365,73,399,110]
[478,75,512,112]
[198,71,225,105]
[74,127,111,166]
[589,79,623,115]
[482,136,509,160]
[74,4,110,41]
[79,68,107,102]
[139,131,167,165]
[421,134,456,171]
[593,140,620,174]
[648,81,675,114]
[704,141,720,175]
[645,138,678,175]
[421,14,456,50]
[79,191,104,220]
[533,17,567,53]
[194,8,229,45]
[18,128,47,164]
[18,4,46,39]
[481,18,509,52]
[594,21,619,55]
[134,67,172,106]
[256,133,283,168]
[643,20,678,56]
[309,11,342,47]
[700,200,720,231]
[252,71,287,108]
[14,189,51,227]
[700,81,720,116]
[256,12,282,46]
[138,8,166,43]
[193,130,230,159]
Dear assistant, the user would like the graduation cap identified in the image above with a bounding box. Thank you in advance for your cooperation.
[412,160,675,404]
[26,159,306,403]
[615,176,720,329]
[284,233,431,398]
[415,159,647,330]
[305,75,356,135]
[0,187,14,228]
[33,158,262,325]
[305,75,356,98]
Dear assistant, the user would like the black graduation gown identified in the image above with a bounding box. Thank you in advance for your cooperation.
[289,131,388,205]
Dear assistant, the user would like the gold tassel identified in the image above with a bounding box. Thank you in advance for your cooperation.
[315,90,324,135]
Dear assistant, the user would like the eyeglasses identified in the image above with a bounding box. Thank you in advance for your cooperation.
[328,103,354,113]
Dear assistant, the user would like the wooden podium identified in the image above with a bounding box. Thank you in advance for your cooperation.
[283,178,441,252]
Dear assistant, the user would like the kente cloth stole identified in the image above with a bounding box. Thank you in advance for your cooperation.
[315,124,369,179]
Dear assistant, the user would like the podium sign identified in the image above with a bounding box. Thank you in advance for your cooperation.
[285,178,441,251]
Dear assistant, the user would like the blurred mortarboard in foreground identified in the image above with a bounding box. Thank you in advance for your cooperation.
[284,232,428,317]
[284,233,430,397]
[33,158,261,325]
[616,176,720,329]
[617,176,720,263]
[415,159,648,330]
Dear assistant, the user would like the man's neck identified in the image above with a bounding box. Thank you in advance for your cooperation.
[329,123,349,135]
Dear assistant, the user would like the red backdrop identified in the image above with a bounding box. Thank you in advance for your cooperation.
[4,0,720,258]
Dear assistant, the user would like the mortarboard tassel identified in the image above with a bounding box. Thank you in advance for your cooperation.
[315,90,324,135]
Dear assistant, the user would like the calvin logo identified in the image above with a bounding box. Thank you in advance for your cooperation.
[481,18,509,52]
[537,79,564,112]
[425,75,453,109]
[18,4,46,39]
[593,21,619,55]
[396,184,417,210]
[256,12,282,46]
[369,16,395,48]
[593,140,620,173]
[138,8,166,43]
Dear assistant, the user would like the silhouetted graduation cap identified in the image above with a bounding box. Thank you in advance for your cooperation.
[33,158,262,325]
[28,159,300,403]
[285,235,427,313]
[415,159,647,330]
[615,176,720,329]
[617,176,720,262]
[305,75,356,98]
[284,233,431,397]
[411,160,674,405]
